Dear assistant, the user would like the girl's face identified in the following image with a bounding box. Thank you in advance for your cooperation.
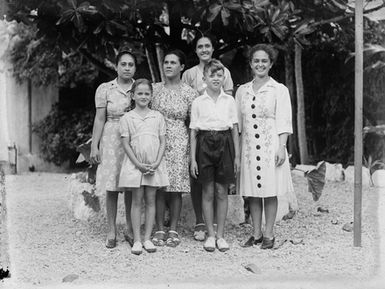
[163,54,184,79]
[195,37,214,62]
[116,54,136,81]
[132,83,152,108]
[250,50,272,78]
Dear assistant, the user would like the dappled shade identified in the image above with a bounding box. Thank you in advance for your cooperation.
[305,161,326,202]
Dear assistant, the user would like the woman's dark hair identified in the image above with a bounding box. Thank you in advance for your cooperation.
[130,78,153,108]
[192,33,217,50]
[115,48,137,66]
[164,49,186,66]
[248,44,278,64]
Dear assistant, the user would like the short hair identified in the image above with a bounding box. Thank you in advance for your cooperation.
[248,44,277,64]
[164,49,186,66]
[115,48,137,66]
[203,59,225,76]
[131,78,153,94]
[193,33,217,50]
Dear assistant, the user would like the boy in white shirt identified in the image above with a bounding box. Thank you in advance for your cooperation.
[190,59,240,252]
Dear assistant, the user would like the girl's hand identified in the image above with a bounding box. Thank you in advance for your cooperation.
[137,163,151,174]
[190,161,199,179]
[90,146,100,165]
[275,146,286,167]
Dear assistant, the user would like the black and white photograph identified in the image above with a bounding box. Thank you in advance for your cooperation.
[1,0,385,288]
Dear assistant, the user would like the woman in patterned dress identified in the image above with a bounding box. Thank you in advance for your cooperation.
[151,49,198,247]
[90,50,136,248]
[235,44,294,249]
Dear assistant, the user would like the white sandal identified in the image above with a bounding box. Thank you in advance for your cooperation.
[143,240,156,253]
[131,241,143,255]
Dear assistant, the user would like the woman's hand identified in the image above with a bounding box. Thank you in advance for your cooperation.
[90,146,100,165]
[275,145,286,167]
[190,160,199,179]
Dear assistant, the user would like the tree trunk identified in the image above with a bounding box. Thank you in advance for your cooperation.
[145,45,160,83]
[155,43,165,82]
[284,50,299,167]
[294,43,309,164]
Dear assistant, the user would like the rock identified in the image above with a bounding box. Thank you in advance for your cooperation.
[344,166,371,186]
[331,219,339,225]
[75,231,82,237]
[290,238,304,245]
[317,207,329,213]
[273,239,287,249]
[324,162,345,182]
[244,263,261,274]
[342,221,353,232]
[62,274,79,282]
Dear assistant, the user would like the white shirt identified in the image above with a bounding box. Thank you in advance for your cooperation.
[189,91,238,131]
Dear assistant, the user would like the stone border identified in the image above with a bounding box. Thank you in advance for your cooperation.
[0,168,11,279]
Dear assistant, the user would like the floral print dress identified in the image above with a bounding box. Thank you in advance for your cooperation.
[94,79,133,196]
[235,77,294,198]
[152,82,198,193]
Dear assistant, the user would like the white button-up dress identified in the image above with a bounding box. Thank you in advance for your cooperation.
[235,78,294,198]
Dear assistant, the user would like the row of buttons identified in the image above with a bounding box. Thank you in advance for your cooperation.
[252,103,262,189]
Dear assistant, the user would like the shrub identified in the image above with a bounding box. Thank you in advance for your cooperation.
[33,104,94,166]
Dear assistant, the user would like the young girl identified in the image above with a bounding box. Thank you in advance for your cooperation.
[118,78,169,255]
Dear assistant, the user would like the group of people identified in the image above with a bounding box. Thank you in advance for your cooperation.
[90,35,294,255]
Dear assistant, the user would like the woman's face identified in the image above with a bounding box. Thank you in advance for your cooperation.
[250,50,272,78]
[195,37,214,62]
[116,54,136,81]
[163,54,184,79]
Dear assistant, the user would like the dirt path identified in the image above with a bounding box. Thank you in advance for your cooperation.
[1,172,384,288]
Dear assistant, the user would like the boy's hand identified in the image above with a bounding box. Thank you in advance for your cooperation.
[234,157,241,176]
[275,146,286,167]
[190,160,199,179]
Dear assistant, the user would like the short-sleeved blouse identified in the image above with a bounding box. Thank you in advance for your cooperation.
[94,78,133,195]
[151,82,198,192]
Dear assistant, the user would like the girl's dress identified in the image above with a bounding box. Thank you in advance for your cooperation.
[235,77,295,202]
[95,79,133,196]
[152,82,198,193]
[118,110,169,188]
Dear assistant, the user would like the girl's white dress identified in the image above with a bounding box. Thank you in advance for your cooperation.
[235,77,295,201]
[118,110,169,188]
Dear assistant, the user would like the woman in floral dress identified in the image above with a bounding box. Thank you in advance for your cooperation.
[90,50,136,248]
[151,49,198,247]
[236,44,294,249]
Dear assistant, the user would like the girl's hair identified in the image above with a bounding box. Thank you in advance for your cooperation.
[248,44,278,64]
[164,49,186,66]
[115,48,137,66]
[193,33,217,50]
[130,78,153,108]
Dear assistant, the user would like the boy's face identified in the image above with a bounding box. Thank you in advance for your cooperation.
[203,68,224,92]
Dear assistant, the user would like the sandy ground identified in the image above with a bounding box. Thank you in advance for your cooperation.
[1,172,385,289]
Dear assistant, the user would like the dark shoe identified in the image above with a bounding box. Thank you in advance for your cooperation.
[260,237,275,249]
[124,233,134,247]
[105,237,117,249]
[242,235,263,247]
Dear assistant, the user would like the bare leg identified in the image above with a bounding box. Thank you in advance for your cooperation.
[169,192,182,232]
[106,191,118,240]
[131,187,144,242]
[215,183,228,239]
[264,196,278,238]
[155,190,166,232]
[202,181,215,237]
[191,178,204,225]
[144,187,157,241]
[249,197,263,238]
[124,191,133,238]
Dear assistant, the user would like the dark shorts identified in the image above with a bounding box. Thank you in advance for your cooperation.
[196,130,235,185]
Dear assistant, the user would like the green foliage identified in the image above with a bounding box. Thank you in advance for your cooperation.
[33,104,94,165]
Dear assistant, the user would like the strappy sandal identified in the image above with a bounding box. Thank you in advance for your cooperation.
[152,231,166,246]
[193,223,206,241]
[166,230,181,247]
[105,237,116,249]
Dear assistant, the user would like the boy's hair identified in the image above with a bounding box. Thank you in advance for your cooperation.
[203,59,225,76]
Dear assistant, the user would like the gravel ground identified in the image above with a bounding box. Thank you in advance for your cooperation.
[1,172,385,289]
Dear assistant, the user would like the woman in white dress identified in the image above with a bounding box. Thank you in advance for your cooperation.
[235,44,294,249]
